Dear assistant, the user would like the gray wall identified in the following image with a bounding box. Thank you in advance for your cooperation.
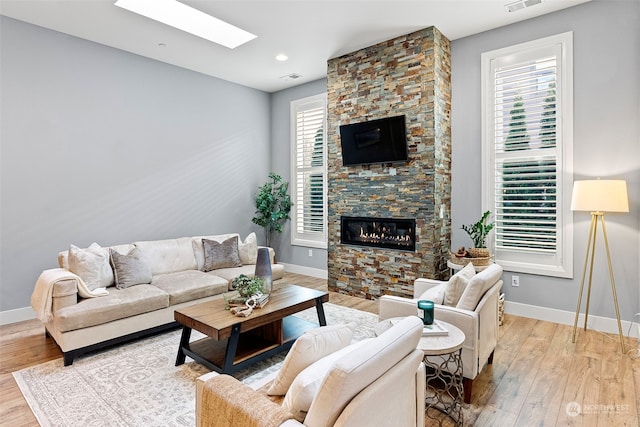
[0,17,271,312]
[269,78,328,270]
[451,0,640,321]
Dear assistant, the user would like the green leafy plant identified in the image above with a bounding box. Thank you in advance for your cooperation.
[461,210,495,248]
[252,173,293,247]
[231,274,265,298]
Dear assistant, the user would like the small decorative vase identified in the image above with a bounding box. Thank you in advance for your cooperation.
[254,247,272,295]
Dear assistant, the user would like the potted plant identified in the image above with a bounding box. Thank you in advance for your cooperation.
[231,274,265,299]
[225,275,266,309]
[252,173,293,247]
[461,210,494,258]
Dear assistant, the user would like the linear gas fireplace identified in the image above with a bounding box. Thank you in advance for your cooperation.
[341,216,416,251]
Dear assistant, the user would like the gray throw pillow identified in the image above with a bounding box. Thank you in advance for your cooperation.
[109,248,152,289]
[203,236,242,271]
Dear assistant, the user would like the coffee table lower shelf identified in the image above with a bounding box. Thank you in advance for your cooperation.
[177,315,316,374]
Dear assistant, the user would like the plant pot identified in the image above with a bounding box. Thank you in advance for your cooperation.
[468,247,490,258]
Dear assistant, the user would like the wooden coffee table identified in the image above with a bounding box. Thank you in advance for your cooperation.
[174,283,329,374]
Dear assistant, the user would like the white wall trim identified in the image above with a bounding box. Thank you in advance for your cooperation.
[1,306,36,326]
[281,263,328,279]
[505,300,640,339]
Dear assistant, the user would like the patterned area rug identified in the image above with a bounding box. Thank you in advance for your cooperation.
[13,303,377,427]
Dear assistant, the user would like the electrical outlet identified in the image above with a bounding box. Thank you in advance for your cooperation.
[511,276,520,287]
[308,249,313,257]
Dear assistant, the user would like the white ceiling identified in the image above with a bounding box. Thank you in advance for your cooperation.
[0,0,590,93]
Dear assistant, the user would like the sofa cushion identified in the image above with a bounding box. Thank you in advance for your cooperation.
[282,338,371,422]
[68,243,113,291]
[203,236,242,271]
[443,262,476,306]
[305,316,423,427]
[238,232,258,265]
[191,234,239,271]
[110,248,152,289]
[53,284,169,332]
[269,324,354,396]
[456,263,503,311]
[134,237,197,276]
[209,265,258,289]
[152,270,228,305]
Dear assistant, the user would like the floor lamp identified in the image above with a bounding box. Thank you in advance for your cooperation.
[571,179,629,352]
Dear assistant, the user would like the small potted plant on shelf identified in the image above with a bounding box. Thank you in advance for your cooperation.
[461,210,495,258]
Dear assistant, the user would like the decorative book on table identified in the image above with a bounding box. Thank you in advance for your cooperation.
[422,320,448,336]
[226,294,269,308]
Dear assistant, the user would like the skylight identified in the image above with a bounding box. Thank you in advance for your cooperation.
[114,0,257,49]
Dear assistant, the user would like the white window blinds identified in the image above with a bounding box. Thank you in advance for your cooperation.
[482,32,573,278]
[291,94,327,248]
[494,56,558,254]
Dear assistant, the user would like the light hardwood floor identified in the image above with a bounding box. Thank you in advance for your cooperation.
[1,272,638,426]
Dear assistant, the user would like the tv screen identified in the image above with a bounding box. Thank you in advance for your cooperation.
[339,115,408,166]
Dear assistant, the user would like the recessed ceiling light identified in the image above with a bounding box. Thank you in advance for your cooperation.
[275,54,288,62]
[114,0,257,49]
[280,73,303,81]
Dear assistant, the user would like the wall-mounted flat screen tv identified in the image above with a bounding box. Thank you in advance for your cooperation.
[339,115,408,166]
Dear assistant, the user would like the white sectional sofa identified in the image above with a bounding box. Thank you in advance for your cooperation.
[31,232,284,366]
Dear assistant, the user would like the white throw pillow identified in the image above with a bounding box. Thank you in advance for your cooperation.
[418,282,447,305]
[282,338,372,422]
[443,262,476,306]
[456,263,504,311]
[68,243,113,290]
[268,324,354,396]
[238,232,258,265]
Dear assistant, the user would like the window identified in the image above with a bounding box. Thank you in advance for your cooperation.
[481,32,573,278]
[290,94,327,248]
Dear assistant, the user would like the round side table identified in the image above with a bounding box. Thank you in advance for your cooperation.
[418,320,465,427]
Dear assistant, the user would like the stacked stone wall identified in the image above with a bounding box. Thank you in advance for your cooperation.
[327,27,451,299]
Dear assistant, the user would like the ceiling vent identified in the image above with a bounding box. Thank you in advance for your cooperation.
[505,0,542,13]
[280,73,303,81]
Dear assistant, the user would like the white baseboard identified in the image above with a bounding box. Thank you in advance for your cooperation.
[504,300,640,339]
[0,306,36,326]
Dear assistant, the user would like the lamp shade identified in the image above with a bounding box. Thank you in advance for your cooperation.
[570,180,629,212]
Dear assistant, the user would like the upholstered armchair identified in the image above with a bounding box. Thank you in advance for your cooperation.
[196,316,426,427]
[378,263,503,403]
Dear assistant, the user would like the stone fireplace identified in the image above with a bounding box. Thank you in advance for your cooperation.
[327,27,451,299]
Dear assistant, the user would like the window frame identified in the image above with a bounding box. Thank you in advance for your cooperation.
[290,93,328,249]
[481,32,574,278]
